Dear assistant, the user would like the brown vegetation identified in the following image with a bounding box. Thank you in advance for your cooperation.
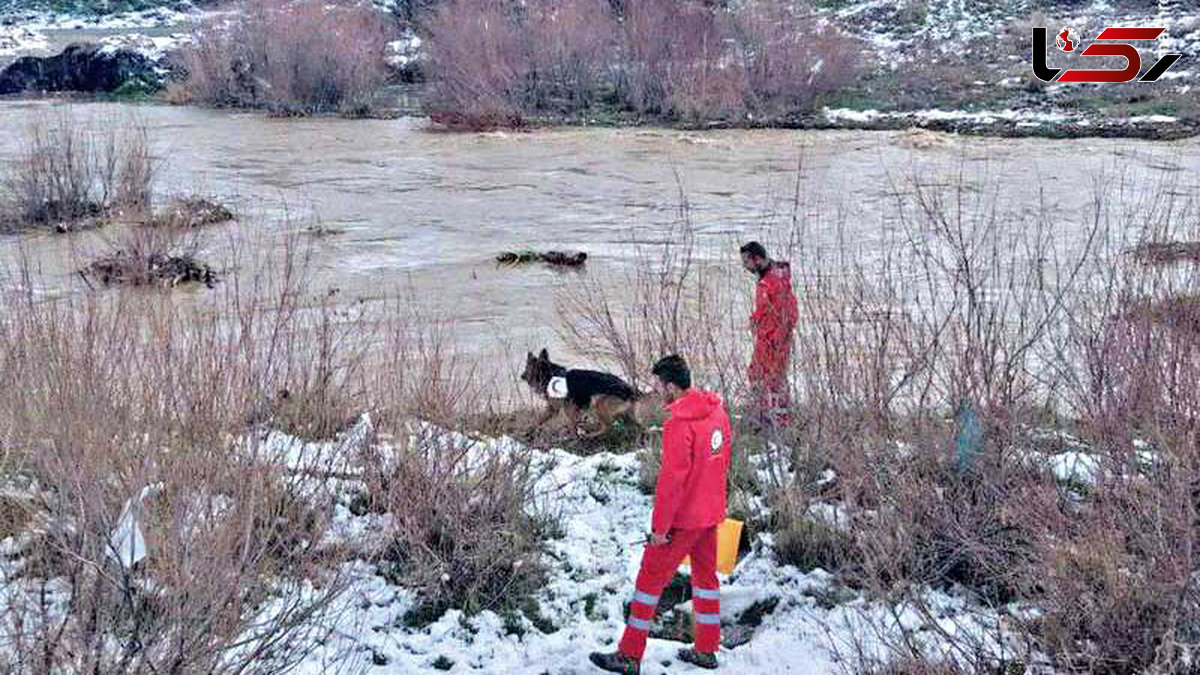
[421,0,865,130]
[149,196,235,229]
[1131,240,1200,266]
[172,0,392,115]
[0,111,153,232]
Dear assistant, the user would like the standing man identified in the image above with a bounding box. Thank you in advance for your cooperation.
[740,241,798,428]
[590,355,732,673]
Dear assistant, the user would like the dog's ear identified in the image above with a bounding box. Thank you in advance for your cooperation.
[526,351,535,363]
[539,348,549,361]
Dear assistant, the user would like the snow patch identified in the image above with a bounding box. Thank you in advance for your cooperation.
[0,26,48,57]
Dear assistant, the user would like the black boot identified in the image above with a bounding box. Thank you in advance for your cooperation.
[589,650,640,674]
[678,647,719,669]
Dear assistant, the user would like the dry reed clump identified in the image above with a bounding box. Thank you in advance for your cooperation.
[171,0,392,115]
[148,196,235,229]
[362,428,548,627]
[82,216,220,288]
[0,111,154,232]
[420,0,865,130]
[1130,240,1200,266]
[0,264,351,672]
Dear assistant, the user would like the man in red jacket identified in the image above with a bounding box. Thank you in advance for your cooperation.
[741,241,798,428]
[590,355,732,674]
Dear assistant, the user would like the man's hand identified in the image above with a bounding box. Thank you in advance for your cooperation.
[648,531,671,547]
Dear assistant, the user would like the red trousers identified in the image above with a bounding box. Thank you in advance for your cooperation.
[749,334,792,427]
[619,526,720,661]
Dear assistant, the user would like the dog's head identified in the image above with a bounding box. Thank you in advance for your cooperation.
[521,348,554,391]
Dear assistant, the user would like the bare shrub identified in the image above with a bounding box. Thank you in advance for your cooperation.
[0,244,353,672]
[523,0,621,112]
[266,302,372,442]
[618,0,743,119]
[173,0,392,115]
[1,110,154,231]
[421,0,528,130]
[559,162,1200,671]
[84,223,218,288]
[733,0,865,116]
[362,428,547,625]
[556,204,748,397]
[1022,470,1198,673]
[417,0,865,126]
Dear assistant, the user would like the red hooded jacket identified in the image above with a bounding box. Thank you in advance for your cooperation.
[750,261,798,344]
[749,261,798,384]
[652,389,733,534]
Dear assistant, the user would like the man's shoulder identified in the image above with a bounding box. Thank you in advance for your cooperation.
[661,411,684,430]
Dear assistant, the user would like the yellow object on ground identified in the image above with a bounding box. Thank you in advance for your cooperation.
[681,518,743,575]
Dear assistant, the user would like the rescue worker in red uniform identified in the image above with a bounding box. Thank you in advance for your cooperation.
[590,355,732,674]
[740,241,798,428]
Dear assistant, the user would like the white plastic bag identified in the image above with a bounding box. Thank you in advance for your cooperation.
[109,483,164,569]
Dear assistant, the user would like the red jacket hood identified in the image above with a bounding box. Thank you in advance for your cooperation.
[668,389,723,421]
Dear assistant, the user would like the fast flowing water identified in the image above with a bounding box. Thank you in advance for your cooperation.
[0,99,1196,376]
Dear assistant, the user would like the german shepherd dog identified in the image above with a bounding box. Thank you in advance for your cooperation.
[521,349,645,437]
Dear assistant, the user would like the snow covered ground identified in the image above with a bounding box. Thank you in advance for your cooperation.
[823,106,1178,128]
[239,422,1026,675]
[13,5,201,31]
[0,4,218,66]
[0,25,47,57]
[0,413,1120,674]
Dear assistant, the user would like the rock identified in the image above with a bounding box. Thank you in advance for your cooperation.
[0,42,159,95]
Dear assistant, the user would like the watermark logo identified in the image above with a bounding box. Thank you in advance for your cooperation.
[1056,28,1076,52]
[1033,26,1183,83]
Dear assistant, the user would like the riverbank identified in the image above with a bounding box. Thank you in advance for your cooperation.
[3,0,1198,139]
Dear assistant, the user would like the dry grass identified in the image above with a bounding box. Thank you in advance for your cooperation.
[419,0,866,129]
[0,244,349,671]
[172,0,392,115]
[0,110,154,232]
[1130,240,1200,266]
[363,427,548,625]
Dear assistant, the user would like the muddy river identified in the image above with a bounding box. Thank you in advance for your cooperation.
[1,99,1196,378]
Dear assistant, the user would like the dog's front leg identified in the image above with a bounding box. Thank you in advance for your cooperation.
[528,401,560,436]
[563,403,586,436]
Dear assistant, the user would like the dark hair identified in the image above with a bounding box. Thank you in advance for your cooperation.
[651,354,691,390]
[740,241,767,259]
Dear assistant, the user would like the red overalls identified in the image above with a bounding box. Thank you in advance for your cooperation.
[619,389,732,661]
[748,261,798,427]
